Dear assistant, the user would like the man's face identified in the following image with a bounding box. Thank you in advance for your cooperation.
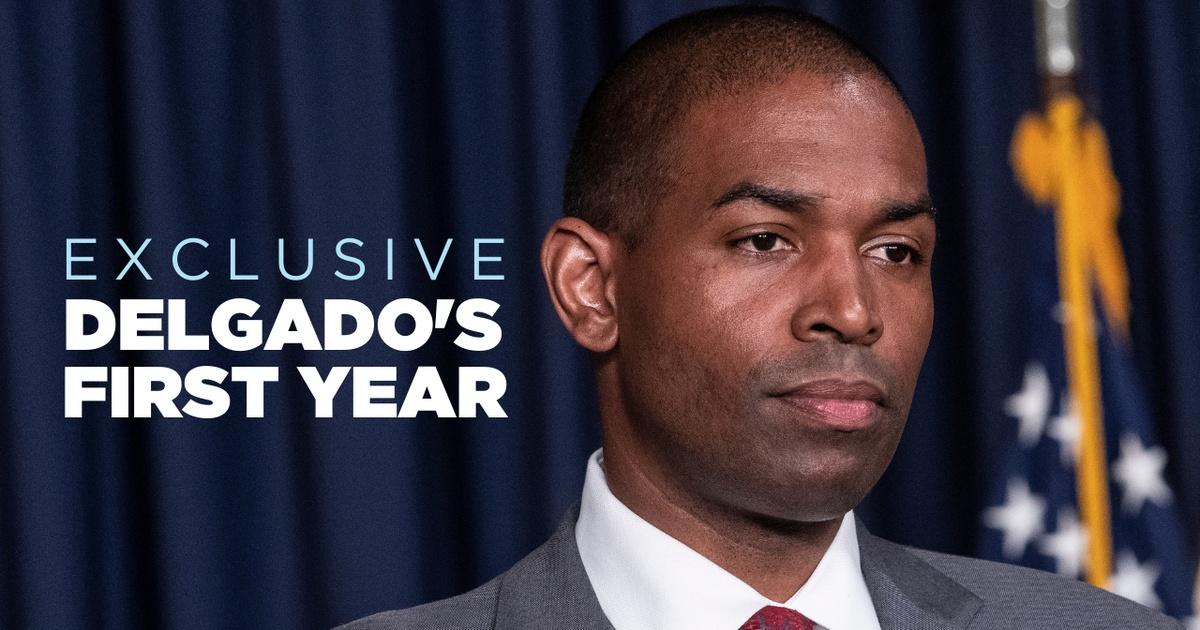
[613,71,934,523]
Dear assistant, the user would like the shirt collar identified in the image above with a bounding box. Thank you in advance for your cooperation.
[575,449,881,630]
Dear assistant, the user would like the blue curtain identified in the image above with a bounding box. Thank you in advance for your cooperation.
[1,1,1197,627]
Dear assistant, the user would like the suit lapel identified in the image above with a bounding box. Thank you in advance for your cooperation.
[856,519,983,630]
[493,505,614,630]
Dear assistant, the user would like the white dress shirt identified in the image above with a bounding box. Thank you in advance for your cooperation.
[575,449,882,630]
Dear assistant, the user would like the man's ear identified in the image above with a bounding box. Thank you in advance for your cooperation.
[540,217,620,353]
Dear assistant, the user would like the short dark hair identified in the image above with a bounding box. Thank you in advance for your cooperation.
[562,6,909,248]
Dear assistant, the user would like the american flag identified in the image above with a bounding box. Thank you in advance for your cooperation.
[978,95,1195,622]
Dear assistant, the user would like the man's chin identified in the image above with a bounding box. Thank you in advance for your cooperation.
[758,492,865,524]
[711,473,874,526]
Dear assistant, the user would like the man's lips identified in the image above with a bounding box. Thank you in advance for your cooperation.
[770,378,886,430]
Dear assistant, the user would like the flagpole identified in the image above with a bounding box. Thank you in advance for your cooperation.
[1028,0,1115,589]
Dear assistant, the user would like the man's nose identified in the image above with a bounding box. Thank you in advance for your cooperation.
[789,249,883,345]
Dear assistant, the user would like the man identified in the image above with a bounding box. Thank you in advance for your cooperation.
[344,6,1179,629]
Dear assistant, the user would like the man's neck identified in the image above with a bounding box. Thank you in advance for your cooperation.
[599,443,843,603]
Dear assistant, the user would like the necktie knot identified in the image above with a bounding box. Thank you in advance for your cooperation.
[738,605,815,630]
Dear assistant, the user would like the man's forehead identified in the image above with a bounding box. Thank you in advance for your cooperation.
[675,73,923,171]
[686,74,916,164]
[685,69,914,131]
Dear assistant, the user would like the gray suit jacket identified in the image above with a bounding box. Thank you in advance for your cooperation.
[339,506,1181,629]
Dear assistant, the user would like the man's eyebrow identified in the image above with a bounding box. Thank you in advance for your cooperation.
[711,182,935,223]
[711,182,823,214]
[880,196,936,222]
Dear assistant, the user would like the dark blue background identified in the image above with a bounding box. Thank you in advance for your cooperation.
[1,1,1197,628]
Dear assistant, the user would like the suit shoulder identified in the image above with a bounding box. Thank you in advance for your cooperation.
[334,575,501,630]
[906,546,1182,628]
[335,509,590,630]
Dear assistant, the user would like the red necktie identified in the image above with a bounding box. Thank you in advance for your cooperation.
[738,605,815,630]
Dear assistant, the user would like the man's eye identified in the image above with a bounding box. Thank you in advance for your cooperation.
[867,244,921,265]
[735,233,787,253]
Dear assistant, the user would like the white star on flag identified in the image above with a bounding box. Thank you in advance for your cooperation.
[1005,362,1051,446]
[1108,550,1163,611]
[1037,506,1088,578]
[1046,393,1081,467]
[1049,301,1068,324]
[984,477,1046,559]
[1111,432,1173,514]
